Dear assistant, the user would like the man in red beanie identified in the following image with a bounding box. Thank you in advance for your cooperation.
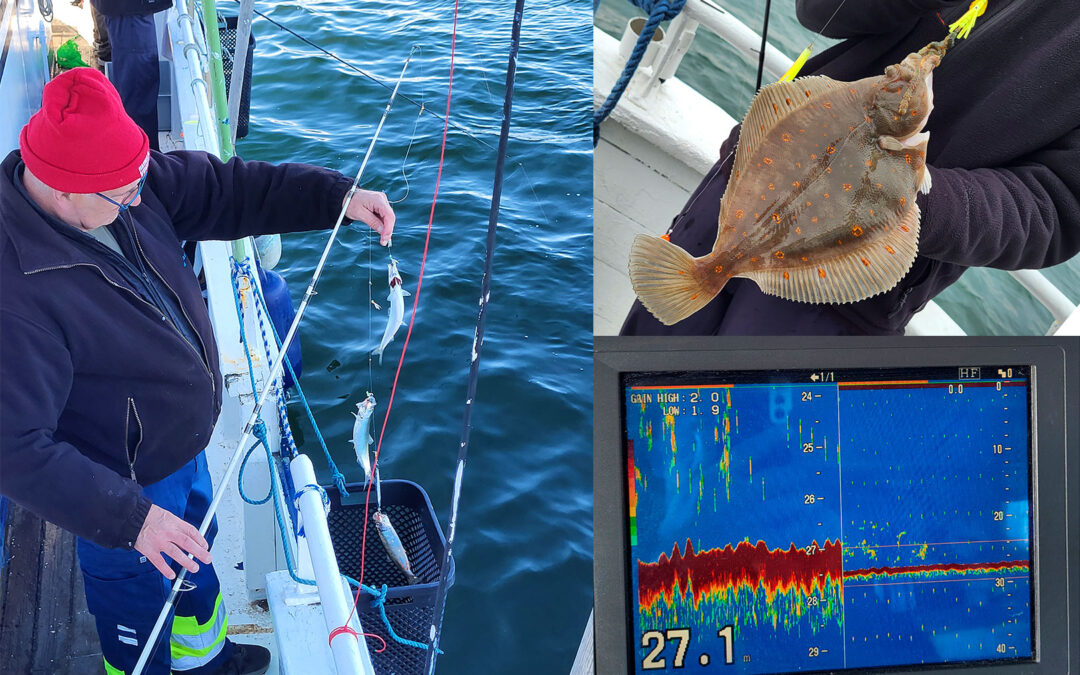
[0,67,394,675]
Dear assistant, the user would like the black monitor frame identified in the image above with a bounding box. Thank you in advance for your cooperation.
[594,336,1079,675]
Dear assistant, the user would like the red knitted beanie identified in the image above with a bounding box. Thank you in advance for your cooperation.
[19,67,150,193]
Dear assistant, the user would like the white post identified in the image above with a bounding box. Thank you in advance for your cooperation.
[290,454,374,674]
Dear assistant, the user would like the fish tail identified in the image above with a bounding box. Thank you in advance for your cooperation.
[628,234,720,325]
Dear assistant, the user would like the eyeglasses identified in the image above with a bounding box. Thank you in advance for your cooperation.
[96,173,147,212]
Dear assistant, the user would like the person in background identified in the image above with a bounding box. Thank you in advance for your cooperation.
[621,0,1080,335]
[0,68,394,675]
[89,0,171,149]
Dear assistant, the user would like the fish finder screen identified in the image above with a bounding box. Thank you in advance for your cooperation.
[622,366,1034,674]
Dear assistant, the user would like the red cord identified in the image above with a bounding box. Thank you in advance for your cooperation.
[338,0,462,640]
[327,626,388,654]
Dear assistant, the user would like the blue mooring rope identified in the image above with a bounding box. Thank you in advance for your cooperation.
[227,258,432,652]
[592,0,686,146]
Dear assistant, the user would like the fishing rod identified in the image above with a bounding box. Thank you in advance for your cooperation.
[424,0,526,670]
[131,46,416,675]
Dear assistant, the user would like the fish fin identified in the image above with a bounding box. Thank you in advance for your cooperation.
[744,204,921,304]
[919,165,932,194]
[368,434,374,444]
[629,234,719,325]
[401,289,411,297]
[733,76,849,181]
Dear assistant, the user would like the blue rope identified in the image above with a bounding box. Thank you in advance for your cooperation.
[592,0,686,145]
[227,257,429,652]
[232,260,349,497]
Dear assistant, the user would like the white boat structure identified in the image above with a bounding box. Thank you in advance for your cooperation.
[1,1,458,672]
[593,0,1080,337]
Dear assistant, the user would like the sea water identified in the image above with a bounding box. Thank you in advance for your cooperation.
[596,0,1080,335]
[236,0,592,670]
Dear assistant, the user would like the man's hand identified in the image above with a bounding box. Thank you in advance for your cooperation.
[134,504,212,579]
[345,190,396,246]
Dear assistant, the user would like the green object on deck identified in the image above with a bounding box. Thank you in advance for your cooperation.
[56,40,89,70]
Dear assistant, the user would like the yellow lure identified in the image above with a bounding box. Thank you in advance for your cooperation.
[949,0,988,40]
[779,44,814,82]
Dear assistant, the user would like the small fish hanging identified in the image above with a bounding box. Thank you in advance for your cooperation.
[373,510,420,585]
[350,393,377,482]
[372,257,410,364]
[629,38,953,325]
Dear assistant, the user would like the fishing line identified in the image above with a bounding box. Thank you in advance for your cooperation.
[425,0,525,668]
[131,47,416,675]
[341,0,463,644]
[389,52,427,206]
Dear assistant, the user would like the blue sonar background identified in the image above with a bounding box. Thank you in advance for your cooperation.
[626,375,1032,674]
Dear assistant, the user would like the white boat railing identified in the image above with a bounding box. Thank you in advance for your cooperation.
[599,0,1078,335]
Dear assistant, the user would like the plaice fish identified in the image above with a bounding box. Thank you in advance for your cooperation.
[372,258,410,364]
[373,510,420,585]
[349,393,376,482]
[629,37,952,325]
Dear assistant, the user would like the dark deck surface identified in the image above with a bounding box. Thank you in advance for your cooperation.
[0,499,102,674]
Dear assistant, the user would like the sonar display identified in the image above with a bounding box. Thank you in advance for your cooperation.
[623,366,1033,674]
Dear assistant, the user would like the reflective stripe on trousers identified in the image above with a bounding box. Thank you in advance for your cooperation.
[170,592,228,670]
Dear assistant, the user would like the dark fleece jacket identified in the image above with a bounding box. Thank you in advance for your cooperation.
[622,0,1080,335]
[0,149,352,548]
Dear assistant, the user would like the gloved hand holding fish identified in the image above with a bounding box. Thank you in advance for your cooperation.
[629,37,953,326]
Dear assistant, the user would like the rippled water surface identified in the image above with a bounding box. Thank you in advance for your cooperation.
[234,1,592,671]
[596,0,1080,334]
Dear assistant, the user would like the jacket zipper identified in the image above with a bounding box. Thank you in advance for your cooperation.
[24,262,216,395]
[125,397,144,481]
[125,223,217,399]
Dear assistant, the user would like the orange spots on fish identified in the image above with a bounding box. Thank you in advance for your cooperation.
[768,183,775,191]
[754,213,759,219]
[678,270,686,275]
[899,197,906,207]
[735,169,740,179]
[750,256,759,263]
[824,193,830,199]
[861,257,871,267]
[843,183,852,191]
[826,146,836,155]
[735,209,745,219]
[849,87,857,95]
[865,115,872,124]
[849,125,855,132]
[823,101,833,109]
[661,233,671,241]
[805,201,812,207]
[911,109,919,117]
[763,157,773,165]
[691,293,699,300]
[801,256,808,262]
[792,181,800,189]
[836,239,843,245]
[885,245,895,254]
[796,227,803,234]
[900,225,910,232]
[786,98,792,105]
[799,128,805,134]
[772,213,782,224]
[825,167,832,174]
[810,153,817,160]
[722,225,736,234]
[760,195,766,200]
[804,90,811,98]
[775,251,785,259]
[884,225,890,231]
[852,225,863,237]
[809,217,817,224]
[783,271,790,279]
[781,133,792,142]
[893,115,899,121]
[868,208,875,216]
[761,124,766,132]
[796,162,802,169]
[905,154,912,164]
[818,268,826,278]
[714,265,723,273]
[876,183,882,189]
[735,252,744,260]
[772,103,779,114]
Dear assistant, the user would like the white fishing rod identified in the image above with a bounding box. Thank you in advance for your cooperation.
[132,45,417,675]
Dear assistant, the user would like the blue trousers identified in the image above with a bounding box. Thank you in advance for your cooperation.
[101,13,160,151]
[77,452,234,674]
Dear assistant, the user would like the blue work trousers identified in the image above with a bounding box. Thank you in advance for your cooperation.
[101,12,160,150]
[77,452,234,674]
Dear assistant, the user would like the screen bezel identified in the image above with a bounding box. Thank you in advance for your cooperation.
[594,336,1077,675]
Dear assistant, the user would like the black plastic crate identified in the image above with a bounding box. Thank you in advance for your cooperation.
[326,479,454,674]
[218,16,255,139]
